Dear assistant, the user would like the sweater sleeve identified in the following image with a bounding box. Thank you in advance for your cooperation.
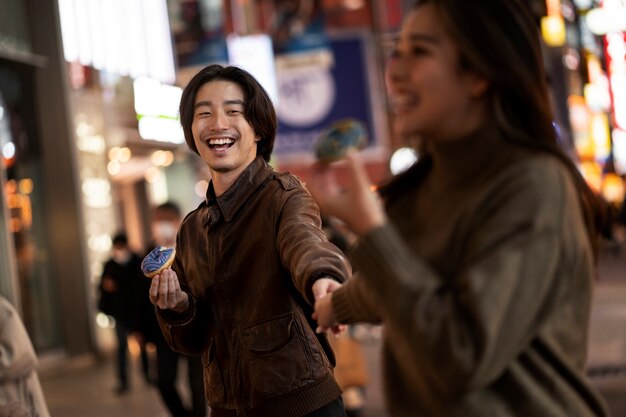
[332,275,383,324]
[348,160,589,395]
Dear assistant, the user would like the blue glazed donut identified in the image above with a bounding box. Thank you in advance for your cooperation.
[141,246,176,278]
[314,119,368,163]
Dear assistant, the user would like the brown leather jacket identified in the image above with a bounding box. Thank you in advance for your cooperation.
[156,157,351,417]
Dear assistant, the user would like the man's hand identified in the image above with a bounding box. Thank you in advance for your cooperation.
[149,268,189,313]
[312,277,342,301]
[312,277,345,335]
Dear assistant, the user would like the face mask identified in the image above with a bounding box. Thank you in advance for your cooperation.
[152,221,177,246]
[113,249,131,265]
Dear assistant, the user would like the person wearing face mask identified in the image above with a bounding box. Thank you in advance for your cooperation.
[152,218,178,247]
[134,202,207,417]
[97,232,143,395]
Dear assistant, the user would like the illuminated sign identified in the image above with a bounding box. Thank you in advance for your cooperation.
[133,77,184,144]
[58,0,176,84]
[605,32,626,130]
[586,4,626,35]
[5,179,33,233]
[226,34,279,104]
[541,0,566,47]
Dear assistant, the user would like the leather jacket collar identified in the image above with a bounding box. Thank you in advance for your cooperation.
[205,156,273,224]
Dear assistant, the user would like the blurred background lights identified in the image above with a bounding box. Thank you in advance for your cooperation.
[134,77,182,117]
[137,117,185,144]
[591,113,611,161]
[96,312,114,329]
[194,179,209,197]
[145,166,161,183]
[58,0,176,84]
[75,121,94,137]
[88,233,112,252]
[82,178,112,208]
[601,173,624,204]
[541,15,566,47]
[572,0,593,9]
[560,2,576,21]
[107,160,121,176]
[613,129,626,174]
[146,167,168,204]
[18,179,34,194]
[563,48,580,71]
[134,77,185,144]
[579,161,603,192]
[77,134,106,154]
[151,150,174,167]
[108,146,132,162]
[2,141,16,159]
[90,261,103,283]
[5,179,16,194]
[389,147,418,175]
[585,7,626,35]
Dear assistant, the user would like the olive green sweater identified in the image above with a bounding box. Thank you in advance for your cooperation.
[332,125,610,416]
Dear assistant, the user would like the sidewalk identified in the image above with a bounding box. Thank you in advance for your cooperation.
[586,249,626,416]
[39,335,388,417]
[40,353,172,417]
[39,250,626,417]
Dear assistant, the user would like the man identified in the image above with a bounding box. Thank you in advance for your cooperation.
[136,202,207,417]
[149,64,351,417]
[98,232,140,395]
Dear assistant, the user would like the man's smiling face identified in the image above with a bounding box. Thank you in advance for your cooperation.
[192,80,260,177]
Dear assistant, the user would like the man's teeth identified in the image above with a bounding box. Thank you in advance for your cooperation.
[208,138,234,146]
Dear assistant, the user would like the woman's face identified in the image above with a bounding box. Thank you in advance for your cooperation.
[386,3,488,142]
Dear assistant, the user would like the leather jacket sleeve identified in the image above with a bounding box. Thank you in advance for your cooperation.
[275,184,352,305]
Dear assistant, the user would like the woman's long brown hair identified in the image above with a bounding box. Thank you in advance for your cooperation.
[381,0,606,259]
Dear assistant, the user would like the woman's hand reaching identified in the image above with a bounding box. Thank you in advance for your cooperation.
[307,152,386,236]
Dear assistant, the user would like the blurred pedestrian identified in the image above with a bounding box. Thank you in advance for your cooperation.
[148,64,352,417]
[97,232,140,395]
[136,201,207,417]
[307,1,610,416]
[0,295,50,417]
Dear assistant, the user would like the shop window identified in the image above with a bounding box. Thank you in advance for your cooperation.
[0,0,32,53]
[0,64,62,351]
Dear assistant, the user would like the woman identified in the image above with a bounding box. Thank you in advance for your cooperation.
[0,295,50,417]
[307,0,610,416]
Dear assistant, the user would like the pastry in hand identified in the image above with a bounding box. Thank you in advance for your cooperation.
[314,119,368,163]
[141,246,176,278]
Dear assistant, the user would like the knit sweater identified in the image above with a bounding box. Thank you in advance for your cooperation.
[332,124,610,416]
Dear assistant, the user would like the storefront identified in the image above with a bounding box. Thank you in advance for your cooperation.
[546,0,626,203]
[0,0,95,356]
